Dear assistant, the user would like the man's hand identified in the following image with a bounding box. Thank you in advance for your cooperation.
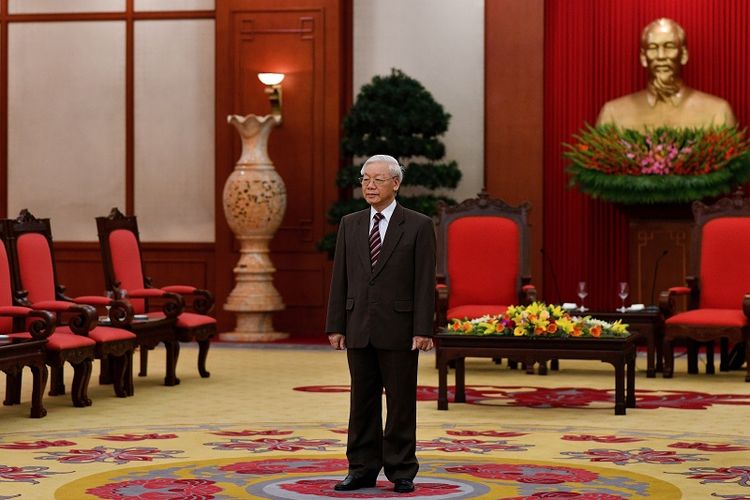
[412,336,434,351]
[328,333,346,350]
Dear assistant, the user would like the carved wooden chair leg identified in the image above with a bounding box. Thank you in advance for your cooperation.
[687,340,699,374]
[537,361,548,376]
[30,365,48,418]
[197,339,211,378]
[663,339,675,378]
[525,362,535,374]
[550,359,559,371]
[111,355,129,398]
[492,357,502,365]
[49,365,65,396]
[705,341,715,375]
[719,338,730,371]
[508,359,518,369]
[164,340,181,386]
[3,370,22,405]
[99,356,112,385]
[139,347,149,376]
[125,351,134,396]
[71,359,93,407]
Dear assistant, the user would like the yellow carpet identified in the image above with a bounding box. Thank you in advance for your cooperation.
[1,343,749,499]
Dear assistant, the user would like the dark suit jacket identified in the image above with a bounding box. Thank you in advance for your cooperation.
[325,203,435,350]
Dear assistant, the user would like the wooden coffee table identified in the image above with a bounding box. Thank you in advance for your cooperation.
[435,333,637,415]
[1,337,49,418]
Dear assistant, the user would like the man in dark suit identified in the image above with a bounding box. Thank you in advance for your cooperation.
[326,154,435,494]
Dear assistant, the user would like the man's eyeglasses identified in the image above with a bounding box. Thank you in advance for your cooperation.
[358,176,397,186]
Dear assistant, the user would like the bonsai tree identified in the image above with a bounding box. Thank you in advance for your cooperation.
[319,68,461,252]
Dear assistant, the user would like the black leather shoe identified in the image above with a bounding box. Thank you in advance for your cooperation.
[334,473,378,491]
[393,478,415,493]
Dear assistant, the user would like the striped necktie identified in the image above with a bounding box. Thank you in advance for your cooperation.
[369,212,384,268]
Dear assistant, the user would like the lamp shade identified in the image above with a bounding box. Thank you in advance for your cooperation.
[258,73,285,85]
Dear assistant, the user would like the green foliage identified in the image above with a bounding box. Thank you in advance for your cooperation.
[318,68,462,253]
[565,124,750,204]
[341,69,450,160]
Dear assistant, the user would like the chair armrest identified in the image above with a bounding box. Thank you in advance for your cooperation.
[0,306,56,339]
[161,285,215,314]
[73,296,134,327]
[30,300,96,336]
[123,288,185,319]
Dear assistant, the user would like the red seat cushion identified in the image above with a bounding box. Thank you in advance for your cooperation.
[666,309,748,328]
[447,304,508,321]
[87,326,136,343]
[177,312,216,329]
[10,331,96,350]
[700,218,750,309]
[447,216,519,310]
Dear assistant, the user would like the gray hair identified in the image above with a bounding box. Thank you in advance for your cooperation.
[361,154,404,182]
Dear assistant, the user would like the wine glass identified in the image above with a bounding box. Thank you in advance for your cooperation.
[618,282,630,313]
[577,281,588,312]
[104,290,114,313]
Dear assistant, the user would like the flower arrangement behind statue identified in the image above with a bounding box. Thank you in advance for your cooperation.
[447,302,629,338]
[565,124,750,204]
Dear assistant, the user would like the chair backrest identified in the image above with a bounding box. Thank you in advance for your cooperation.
[0,210,60,305]
[692,195,750,309]
[0,236,14,334]
[96,208,147,313]
[436,192,531,308]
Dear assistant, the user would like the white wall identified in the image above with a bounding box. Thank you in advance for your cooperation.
[353,0,485,202]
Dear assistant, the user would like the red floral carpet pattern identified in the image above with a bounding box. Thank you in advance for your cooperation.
[1,424,748,498]
[296,385,750,410]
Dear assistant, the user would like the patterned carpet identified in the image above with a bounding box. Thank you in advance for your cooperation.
[1,343,749,499]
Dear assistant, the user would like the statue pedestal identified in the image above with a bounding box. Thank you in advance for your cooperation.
[622,204,692,308]
[220,114,288,342]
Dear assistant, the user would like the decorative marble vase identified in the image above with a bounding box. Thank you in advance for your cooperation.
[221,113,288,341]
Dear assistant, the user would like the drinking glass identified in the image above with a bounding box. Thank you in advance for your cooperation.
[618,282,630,313]
[577,281,588,312]
[104,290,114,313]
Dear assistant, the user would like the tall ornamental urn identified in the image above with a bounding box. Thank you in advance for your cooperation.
[220,113,288,341]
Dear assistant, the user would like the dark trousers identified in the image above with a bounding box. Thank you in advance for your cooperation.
[346,343,419,481]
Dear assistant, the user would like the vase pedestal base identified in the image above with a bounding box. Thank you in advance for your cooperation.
[219,331,289,342]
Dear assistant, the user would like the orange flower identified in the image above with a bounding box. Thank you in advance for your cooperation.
[571,327,582,337]
[547,323,558,333]
[577,144,589,152]
[534,326,545,335]
[591,325,602,337]
[463,323,473,333]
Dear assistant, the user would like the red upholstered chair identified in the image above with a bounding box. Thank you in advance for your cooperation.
[1,235,57,417]
[659,194,750,382]
[2,210,138,399]
[96,208,216,383]
[435,192,542,372]
[0,219,97,408]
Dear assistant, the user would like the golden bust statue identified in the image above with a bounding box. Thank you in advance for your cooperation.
[596,18,736,131]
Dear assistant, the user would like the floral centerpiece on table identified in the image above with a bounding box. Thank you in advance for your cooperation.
[565,124,750,204]
[447,302,629,338]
